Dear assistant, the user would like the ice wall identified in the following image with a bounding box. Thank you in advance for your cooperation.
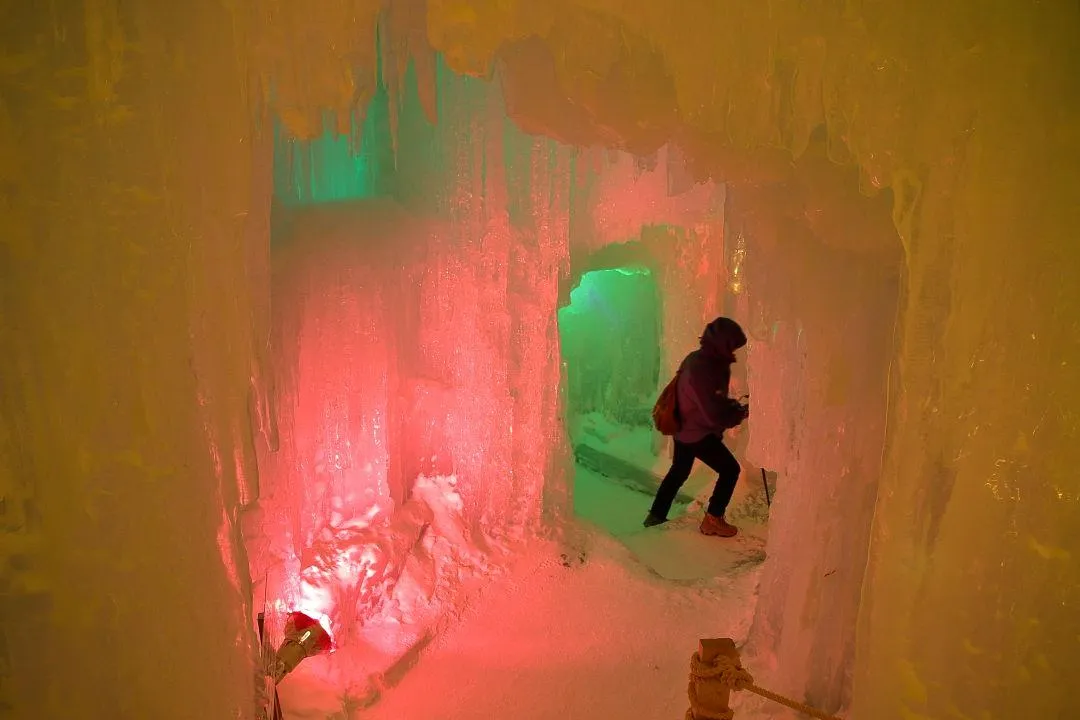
[562,148,728,409]
[6,1,1079,719]
[724,155,904,713]
[1,1,271,718]
[243,66,583,705]
[250,59,734,705]
[423,3,1080,717]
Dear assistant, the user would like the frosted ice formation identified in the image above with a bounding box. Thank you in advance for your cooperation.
[3,1,1078,719]
[246,69,738,703]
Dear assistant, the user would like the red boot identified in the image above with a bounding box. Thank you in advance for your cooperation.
[700,513,738,537]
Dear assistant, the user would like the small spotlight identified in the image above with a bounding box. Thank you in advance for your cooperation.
[270,611,333,683]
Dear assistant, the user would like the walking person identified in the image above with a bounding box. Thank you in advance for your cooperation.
[646,317,749,537]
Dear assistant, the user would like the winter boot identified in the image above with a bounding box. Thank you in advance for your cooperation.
[700,513,737,537]
[643,512,667,528]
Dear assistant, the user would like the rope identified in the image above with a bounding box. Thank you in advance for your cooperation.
[683,707,732,720]
[687,651,842,720]
[743,684,840,720]
[689,652,754,690]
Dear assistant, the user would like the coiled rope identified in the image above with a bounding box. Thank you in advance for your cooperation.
[685,650,842,720]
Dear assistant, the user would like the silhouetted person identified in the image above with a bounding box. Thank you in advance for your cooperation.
[645,317,749,537]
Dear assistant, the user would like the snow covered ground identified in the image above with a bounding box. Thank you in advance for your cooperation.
[276,419,770,719]
[358,528,762,720]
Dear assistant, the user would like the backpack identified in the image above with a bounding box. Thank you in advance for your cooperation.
[652,371,681,436]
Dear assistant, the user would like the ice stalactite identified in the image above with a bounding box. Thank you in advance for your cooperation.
[7,1,1079,718]
[245,65,582,707]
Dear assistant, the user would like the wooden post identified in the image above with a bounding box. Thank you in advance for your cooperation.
[687,638,742,720]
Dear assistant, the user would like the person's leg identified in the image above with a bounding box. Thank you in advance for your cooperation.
[646,441,696,524]
[690,434,741,518]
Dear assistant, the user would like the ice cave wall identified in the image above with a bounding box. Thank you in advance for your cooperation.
[3,1,1078,719]
[246,68,578,663]
[420,4,1080,718]
[725,165,905,714]
[1,2,271,718]
[246,62,733,700]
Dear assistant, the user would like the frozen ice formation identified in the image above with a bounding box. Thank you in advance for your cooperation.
[2,1,1078,719]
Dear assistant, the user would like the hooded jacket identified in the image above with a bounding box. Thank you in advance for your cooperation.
[674,317,748,444]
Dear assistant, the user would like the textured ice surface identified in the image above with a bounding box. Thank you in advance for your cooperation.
[4,1,1079,718]
[361,530,763,720]
[249,193,564,697]
[246,66,733,703]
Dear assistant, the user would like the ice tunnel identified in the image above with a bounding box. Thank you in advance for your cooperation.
[559,266,674,534]
[3,2,1079,720]
[560,267,662,427]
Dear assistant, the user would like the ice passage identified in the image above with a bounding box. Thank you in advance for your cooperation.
[2,1,1079,719]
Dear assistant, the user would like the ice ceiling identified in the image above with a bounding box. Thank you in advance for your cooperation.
[2,1,1079,719]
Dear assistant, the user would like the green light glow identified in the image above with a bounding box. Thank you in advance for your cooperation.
[272,87,392,206]
[559,267,662,426]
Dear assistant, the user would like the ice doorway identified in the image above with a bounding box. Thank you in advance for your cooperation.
[560,266,697,535]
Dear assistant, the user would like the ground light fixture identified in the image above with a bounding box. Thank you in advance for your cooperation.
[269,611,334,683]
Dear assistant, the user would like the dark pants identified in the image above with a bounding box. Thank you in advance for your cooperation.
[650,434,740,520]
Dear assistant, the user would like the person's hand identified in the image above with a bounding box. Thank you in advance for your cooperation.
[720,398,749,428]
[735,394,750,421]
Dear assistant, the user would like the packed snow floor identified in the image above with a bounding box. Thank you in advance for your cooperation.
[359,527,762,720]
[359,460,766,717]
[284,420,771,719]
